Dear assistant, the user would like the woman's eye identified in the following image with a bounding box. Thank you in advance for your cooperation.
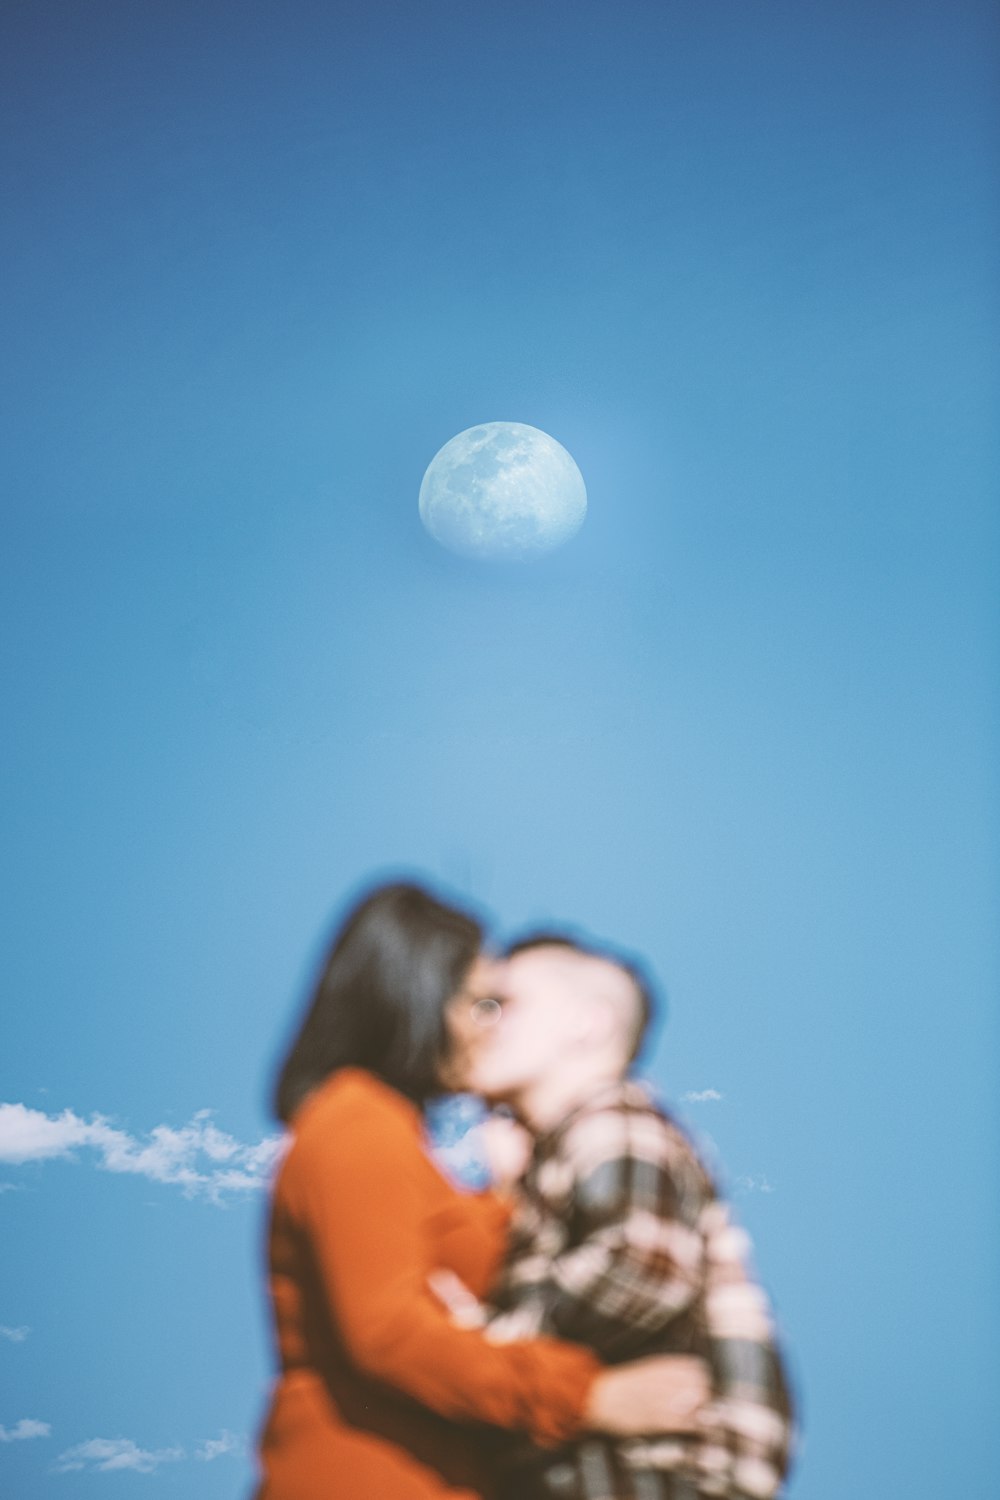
[470,997,503,1027]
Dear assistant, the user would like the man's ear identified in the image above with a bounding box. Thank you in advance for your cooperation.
[574,996,618,1048]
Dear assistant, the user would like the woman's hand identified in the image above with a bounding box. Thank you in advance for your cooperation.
[584,1355,711,1436]
[427,1270,487,1329]
[478,1114,533,1191]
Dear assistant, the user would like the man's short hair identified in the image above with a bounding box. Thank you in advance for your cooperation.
[502,929,660,1064]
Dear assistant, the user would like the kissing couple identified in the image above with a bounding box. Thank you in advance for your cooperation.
[255,881,794,1500]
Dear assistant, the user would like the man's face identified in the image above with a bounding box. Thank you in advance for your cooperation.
[464,947,584,1105]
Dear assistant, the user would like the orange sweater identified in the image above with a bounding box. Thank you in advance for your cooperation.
[255,1068,599,1499]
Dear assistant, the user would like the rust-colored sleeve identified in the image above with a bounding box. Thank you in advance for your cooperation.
[290,1091,599,1446]
[451,1188,515,1298]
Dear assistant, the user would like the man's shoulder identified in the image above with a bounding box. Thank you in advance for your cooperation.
[560,1078,696,1147]
[555,1080,713,1193]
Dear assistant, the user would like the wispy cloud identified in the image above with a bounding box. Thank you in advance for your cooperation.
[734,1173,776,1194]
[0,1419,50,1442]
[0,1325,30,1343]
[53,1438,184,1474]
[195,1429,243,1462]
[51,1431,243,1474]
[0,1103,286,1204]
[682,1089,723,1103]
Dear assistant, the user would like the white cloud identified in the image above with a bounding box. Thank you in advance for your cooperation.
[195,1429,243,1461]
[0,1419,50,1442]
[0,1325,29,1343]
[682,1089,723,1103]
[53,1438,184,1474]
[0,1103,286,1204]
[734,1173,776,1194]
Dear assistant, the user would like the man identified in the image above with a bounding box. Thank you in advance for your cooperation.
[460,934,795,1500]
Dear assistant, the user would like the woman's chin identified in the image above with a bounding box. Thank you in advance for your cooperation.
[436,1057,473,1094]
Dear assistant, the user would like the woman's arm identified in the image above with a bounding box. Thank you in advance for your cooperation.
[290,1089,598,1447]
[426,1269,711,1437]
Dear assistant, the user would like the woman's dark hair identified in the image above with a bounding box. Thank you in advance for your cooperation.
[273,881,483,1124]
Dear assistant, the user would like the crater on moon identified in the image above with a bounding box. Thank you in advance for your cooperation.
[418,422,587,561]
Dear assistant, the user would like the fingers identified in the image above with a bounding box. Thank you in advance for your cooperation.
[478,1117,533,1186]
[426,1270,487,1328]
[629,1354,712,1433]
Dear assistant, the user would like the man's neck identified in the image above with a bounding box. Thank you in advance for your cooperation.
[512,1062,625,1136]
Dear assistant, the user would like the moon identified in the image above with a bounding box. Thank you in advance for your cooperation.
[418,422,587,561]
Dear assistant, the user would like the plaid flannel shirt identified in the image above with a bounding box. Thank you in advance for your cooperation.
[486,1081,795,1500]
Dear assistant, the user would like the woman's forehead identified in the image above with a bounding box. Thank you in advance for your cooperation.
[466,953,505,988]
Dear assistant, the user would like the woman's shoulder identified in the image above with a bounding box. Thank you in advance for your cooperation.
[290,1067,422,1147]
[274,1071,428,1216]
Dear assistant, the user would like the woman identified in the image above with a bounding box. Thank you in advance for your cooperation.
[256,881,707,1499]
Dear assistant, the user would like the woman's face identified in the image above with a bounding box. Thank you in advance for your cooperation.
[439,955,506,1092]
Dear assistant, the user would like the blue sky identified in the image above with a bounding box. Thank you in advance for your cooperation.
[2,1,997,1495]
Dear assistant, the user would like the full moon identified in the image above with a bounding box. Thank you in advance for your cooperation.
[418,422,587,561]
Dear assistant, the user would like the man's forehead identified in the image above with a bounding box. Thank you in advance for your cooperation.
[504,945,624,996]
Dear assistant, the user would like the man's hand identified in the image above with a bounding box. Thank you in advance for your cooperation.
[584,1355,711,1436]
